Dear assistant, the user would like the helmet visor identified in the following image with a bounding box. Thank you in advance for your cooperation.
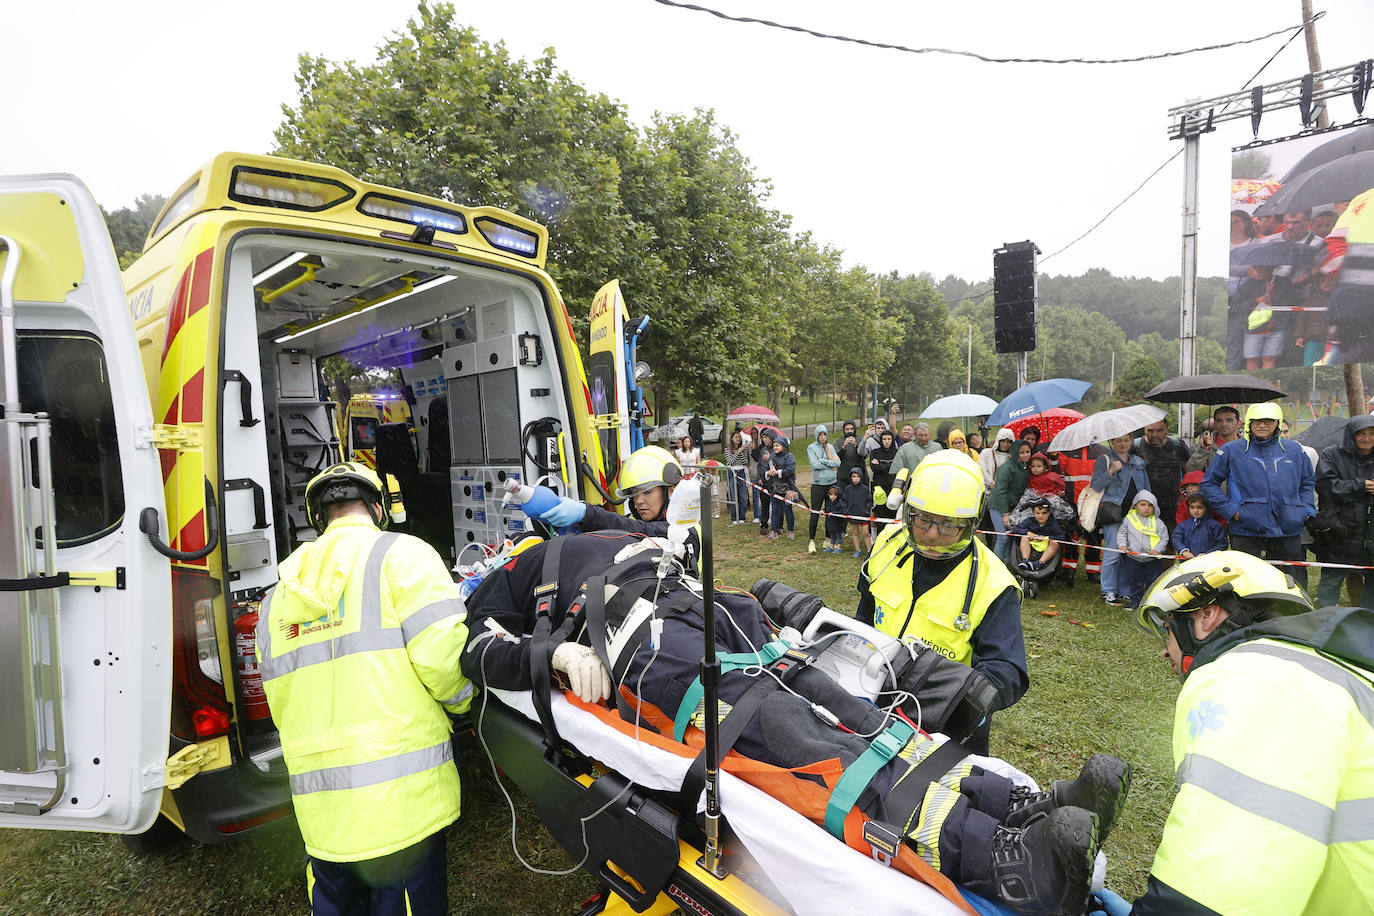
[907,508,968,539]
[1135,604,1171,642]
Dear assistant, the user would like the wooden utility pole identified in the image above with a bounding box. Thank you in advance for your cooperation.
[1303,0,1367,415]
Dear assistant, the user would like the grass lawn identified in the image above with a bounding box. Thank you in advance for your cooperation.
[0,491,1180,914]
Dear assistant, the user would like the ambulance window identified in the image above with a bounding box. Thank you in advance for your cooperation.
[16,333,125,545]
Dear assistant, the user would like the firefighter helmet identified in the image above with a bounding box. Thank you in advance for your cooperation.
[1136,549,1312,658]
[305,462,389,532]
[614,446,684,499]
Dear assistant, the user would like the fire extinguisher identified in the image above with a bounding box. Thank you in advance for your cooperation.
[234,608,273,726]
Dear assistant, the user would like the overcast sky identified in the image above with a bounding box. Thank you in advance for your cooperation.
[6,1,1372,283]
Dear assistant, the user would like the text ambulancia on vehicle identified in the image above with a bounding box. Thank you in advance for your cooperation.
[0,153,628,846]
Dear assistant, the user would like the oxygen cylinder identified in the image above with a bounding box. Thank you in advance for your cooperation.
[233,610,272,725]
[502,478,561,517]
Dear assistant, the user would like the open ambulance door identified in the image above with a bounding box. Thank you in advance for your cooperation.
[587,280,630,493]
[0,175,172,833]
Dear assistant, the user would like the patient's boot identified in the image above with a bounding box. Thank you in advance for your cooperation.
[988,807,1097,916]
[1004,754,1131,844]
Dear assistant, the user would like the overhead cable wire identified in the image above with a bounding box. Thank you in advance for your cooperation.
[1040,149,1185,264]
[1238,18,1311,90]
[942,149,1185,304]
[650,0,1322,66]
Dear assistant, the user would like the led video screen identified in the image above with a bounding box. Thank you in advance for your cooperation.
[1228,124,1374,369]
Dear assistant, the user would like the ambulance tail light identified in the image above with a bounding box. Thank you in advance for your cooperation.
[171,569,231,741]
[474,217,540,258]
[229,166,354,212]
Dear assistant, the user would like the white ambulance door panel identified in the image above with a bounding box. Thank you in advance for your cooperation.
[220,245,278,597]
[0,175,172,833]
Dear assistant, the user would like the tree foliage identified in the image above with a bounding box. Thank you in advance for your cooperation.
[101,194,165,268]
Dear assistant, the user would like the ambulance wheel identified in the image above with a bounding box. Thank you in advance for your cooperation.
[119,815,185,855]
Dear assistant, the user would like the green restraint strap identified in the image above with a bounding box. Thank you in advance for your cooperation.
[824,719,916,839]
[672,640,791,743]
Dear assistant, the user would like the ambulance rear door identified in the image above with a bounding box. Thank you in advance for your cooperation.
[0,175,173,833]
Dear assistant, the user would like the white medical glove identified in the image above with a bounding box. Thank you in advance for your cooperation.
[551,642,612,704]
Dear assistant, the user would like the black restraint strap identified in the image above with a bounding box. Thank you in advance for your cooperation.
[879,736,971,834]
[529,537,573,751]
[675,657,802,817]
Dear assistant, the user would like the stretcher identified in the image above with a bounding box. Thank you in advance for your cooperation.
[473,684,1041,916]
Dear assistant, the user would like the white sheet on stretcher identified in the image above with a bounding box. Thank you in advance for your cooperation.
[489,688,1040,916]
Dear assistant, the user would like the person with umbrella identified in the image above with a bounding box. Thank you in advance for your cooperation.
[1092,434,1150,607]
[1201,403,1315,588]
[1312,414,1374,608]
[988,440,1034,569]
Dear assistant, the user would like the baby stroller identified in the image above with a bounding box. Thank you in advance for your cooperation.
[1014,549,1061,599]
[1006,491,1076,599]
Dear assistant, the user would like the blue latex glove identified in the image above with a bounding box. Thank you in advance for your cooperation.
[540,497,587,528]
[1088,888,1132,916]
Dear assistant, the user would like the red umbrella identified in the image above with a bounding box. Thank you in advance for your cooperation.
[1004,407,1085,441]
[727,404,781,424]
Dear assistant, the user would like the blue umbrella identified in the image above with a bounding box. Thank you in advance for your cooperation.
[920,393,999,419]
[987,378,1093,427]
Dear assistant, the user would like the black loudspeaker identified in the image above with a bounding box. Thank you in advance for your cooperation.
[993,242,1038,354]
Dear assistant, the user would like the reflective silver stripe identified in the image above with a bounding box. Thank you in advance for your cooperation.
[1177,753,1333,844]
[401,597,467,644]
[259,628,405,682]
[256,588,277,663]
[442,682,475,707]
[289,739,453,795]
[1341,267,1374,285]
[258,533,405,682]
[1332,797,1374,843]
[360,533,401,630]
[1233,642,1374,729]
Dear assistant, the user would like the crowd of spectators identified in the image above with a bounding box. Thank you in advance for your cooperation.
[717,404,1372,612]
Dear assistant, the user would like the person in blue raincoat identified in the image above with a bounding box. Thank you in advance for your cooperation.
[1201,402,1315,588]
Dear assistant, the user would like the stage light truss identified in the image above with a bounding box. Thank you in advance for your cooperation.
[1167,60,1372,140]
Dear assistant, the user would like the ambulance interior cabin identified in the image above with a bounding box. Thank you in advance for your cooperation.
[234,233,568,575]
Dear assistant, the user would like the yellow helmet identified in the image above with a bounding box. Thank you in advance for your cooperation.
[305,462,389,532]
[1137,550,1311,666]
[1244,401,1284,426]
[614,445,684,499]
[905,449,985,518]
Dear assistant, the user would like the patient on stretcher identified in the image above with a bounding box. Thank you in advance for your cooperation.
[463,532,1130,916]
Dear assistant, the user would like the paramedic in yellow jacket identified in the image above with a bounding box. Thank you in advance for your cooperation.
[857,449,1027,755]
[1089,551,1374,916]
[256,462,473,916]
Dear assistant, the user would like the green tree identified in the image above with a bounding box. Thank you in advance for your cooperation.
[101,194,166,268]
[1115,355,1166,405]
[882,272,960,409]
[273,2,793,416]
[1231,149,1273,181]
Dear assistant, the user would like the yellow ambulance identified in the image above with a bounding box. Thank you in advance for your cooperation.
[0,154,617,846]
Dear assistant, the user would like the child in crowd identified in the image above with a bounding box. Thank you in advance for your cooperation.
[1116,491,1169,609]
[1024,454,1065,498]
[822,485,847,553]
[1174,470,1226,526]
[1172,493,1228,559]
[1011,497,1064,572]
[1006,454,1076,529]
[840,467,872,558]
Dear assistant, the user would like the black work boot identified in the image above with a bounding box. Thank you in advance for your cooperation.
[1005,754,1131,844]
[989,807,1097,916]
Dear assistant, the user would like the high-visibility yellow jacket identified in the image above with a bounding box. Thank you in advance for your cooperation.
[256,515,473,862]
[1142,636,1374,914]
[862,522,1019,665]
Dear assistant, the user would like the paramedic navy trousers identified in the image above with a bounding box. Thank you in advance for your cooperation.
[307,828,447,916]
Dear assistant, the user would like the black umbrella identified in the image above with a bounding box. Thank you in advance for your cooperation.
[1276,124,1374,185]
[1230,238,1318,268]
[1254,149,1374,217]
[1145,374,1286,405]
[1295,416,1346,452]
